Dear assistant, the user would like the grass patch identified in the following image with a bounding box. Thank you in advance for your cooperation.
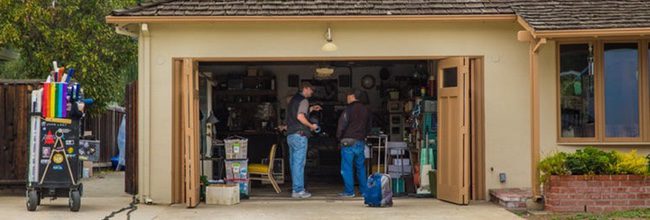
[526,208,650,220]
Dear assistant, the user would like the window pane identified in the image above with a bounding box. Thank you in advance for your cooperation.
[559,44,595,138]
[604,43,639,138]
[443,67,458,87]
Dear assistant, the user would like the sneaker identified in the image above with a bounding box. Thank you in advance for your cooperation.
[292,191,312,199]
[338,192,355,198]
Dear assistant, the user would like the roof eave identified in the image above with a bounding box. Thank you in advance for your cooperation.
[105,14,517,24]
[534,27,650,39]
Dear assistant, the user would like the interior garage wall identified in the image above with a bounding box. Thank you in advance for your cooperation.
[199,63,419,111]
[138,20,531,204]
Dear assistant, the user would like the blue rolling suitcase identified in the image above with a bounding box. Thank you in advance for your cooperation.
[364,136,393,207]
[364,173,393,207]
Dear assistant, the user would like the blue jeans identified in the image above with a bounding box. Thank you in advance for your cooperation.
[340,140,368,195]
[288,133,308,193]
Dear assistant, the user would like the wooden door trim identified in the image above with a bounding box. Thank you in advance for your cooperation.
[470,58,486,200]
[171,59,183,204]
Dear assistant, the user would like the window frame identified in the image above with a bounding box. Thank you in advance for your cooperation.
[556,41,600,143]
[556,38,650,144]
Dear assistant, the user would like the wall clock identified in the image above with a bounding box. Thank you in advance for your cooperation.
[361,74,376,89]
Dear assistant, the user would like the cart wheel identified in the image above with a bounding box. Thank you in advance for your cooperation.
[69,190,81,212]
[78,183,83,197]
[26,190,38,211]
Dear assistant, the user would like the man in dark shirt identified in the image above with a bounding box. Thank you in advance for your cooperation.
[336,89,371,197]
[286,82,321,199]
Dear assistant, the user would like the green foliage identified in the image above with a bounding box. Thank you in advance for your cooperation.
[539,147,650,183]
[609,150,649,175]
[565,147,617,175]
[647,154,650,173]
[539,151,570,183]
[0,0,138,112]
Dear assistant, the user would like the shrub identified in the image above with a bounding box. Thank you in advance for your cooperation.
[609,150,649,175]
[564,147,617,175]
[539,151,570,183]
[647,154,650,173]
[540,147,650,181]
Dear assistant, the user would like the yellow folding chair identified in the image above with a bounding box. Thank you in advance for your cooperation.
[249,144,281,193]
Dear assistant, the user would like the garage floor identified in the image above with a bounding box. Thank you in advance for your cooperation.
[0,172,522,220]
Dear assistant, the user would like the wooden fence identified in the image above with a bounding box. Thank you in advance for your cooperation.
[0,80,41,185]
[83,107,125,167]
[0,79,134,186]
[125,81,138,195]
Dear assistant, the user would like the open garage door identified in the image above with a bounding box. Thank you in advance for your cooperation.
[173,58,201,208]
[437,57,470,205]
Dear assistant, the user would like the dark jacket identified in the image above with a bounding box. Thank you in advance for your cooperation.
[336,101,371,140]
[287,93,311,137]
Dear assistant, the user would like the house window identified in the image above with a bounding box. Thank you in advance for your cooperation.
[558,41,648,143]
[603,43,640,138]
[559,44,595,138]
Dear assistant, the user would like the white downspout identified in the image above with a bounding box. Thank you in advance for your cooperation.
[139,23,153,204]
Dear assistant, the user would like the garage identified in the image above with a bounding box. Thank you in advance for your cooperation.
[107,0,540,208]
[168,57,485,206]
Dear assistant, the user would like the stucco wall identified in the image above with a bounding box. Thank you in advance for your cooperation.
[138,20,532,204]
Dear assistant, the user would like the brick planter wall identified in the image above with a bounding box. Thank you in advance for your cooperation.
[545,175,650,212]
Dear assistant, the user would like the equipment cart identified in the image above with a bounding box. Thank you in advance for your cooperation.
[26,117,83,212]
[25,68,89,212]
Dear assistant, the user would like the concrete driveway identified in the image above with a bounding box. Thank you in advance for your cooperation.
[0,172,522,220]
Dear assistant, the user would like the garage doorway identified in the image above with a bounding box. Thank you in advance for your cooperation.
[171,56,485,207]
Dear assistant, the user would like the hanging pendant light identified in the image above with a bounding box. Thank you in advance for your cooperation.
[321,27,338,52]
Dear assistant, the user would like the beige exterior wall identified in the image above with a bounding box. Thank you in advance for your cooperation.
[137,20,534,204]
[538,41,650,161]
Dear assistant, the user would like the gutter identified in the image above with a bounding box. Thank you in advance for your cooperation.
[535,27,650,38]
[115,24,139,38]
[517,16,650,39]
[106,14,517,24]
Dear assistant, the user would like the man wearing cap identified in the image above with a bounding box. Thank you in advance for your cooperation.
[286,82,321,199]
[337,89,371,198]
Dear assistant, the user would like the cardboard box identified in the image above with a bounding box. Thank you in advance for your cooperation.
[389,149,407,155]
[423,100,437,113]
[247,67,258,76]
[393,158,410,166]
[387,101,403,112]
[387,141,407,149]
[225,159,248,180]
[206,184,240,205]
[388,165,412,173]
[82,161,93,178]
[371,164,386,173]
[227,179,250,198]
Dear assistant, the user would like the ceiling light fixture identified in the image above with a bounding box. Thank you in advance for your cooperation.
[321,27,338,52]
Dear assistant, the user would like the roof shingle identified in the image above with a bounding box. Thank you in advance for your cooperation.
[510,0,650,31]
[111,0,650,31]
[111,0,515,16]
